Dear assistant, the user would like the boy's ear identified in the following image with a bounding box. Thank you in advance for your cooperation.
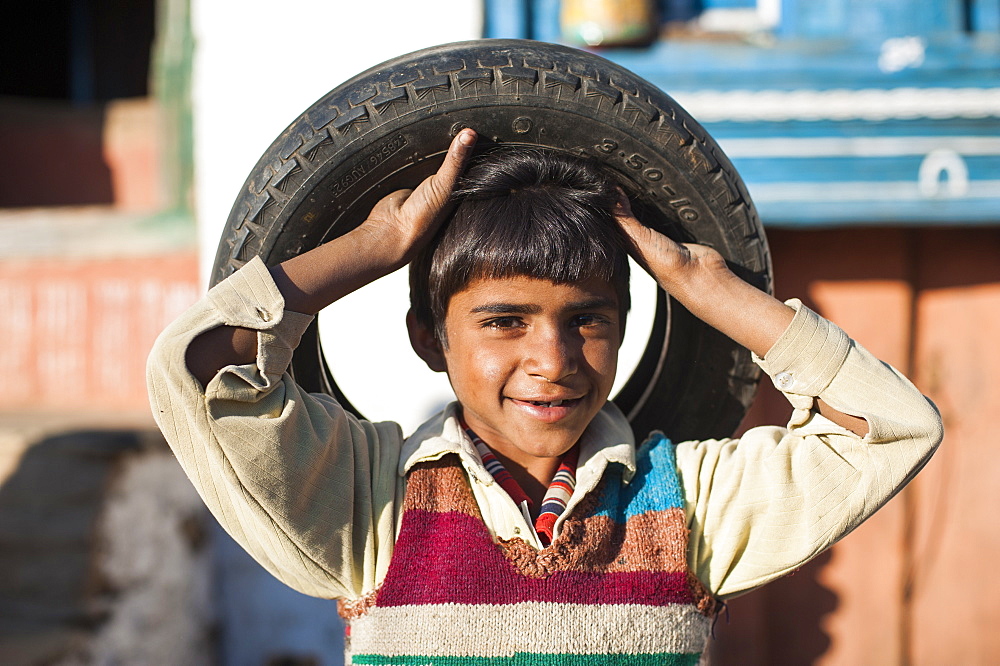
[406,309,447,373]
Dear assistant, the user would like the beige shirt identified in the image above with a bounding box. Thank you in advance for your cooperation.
[146,257,942,601]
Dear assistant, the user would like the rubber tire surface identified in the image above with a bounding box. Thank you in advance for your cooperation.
[211,39,772,442]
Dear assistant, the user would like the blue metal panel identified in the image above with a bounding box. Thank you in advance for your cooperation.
[601,41,1000,226]
[779,0,847,39]
[704,0,757,8]
[532,0,563,44]
[728,155,996,184]
[780,0,965,39]
[605,37,1000,90]
[658,0,702,22]
[483,0,1000,225]
[706,118,1000,142]
[972,0,1000,32]
[700,116,1000,226]
[484,0,530,38]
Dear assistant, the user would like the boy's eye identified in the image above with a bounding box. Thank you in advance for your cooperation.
[571,314,611,328]
[482,316,524,330]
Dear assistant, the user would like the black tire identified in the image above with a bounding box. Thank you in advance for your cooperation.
[211,39,772,442]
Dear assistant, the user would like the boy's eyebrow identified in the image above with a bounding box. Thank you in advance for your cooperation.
[469,303,541,315]
[468,297,618,315]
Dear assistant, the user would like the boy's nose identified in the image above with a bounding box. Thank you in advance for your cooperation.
[522,328,578,382]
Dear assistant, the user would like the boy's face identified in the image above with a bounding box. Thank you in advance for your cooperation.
[438,275,622,469]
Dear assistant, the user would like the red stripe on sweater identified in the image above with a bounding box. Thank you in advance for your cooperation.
[376,509,694,608]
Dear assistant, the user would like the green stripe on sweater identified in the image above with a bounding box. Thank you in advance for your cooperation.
[352,653,701,665]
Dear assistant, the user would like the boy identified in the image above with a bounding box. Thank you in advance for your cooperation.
[148,129,942,663]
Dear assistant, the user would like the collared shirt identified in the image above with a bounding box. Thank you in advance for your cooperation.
[462,419,579,546]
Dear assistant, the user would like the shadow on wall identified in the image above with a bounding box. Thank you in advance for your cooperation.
[712,551,837,664]
[0,428,214,664]
[0,424,343,666]
[213,526,345,665]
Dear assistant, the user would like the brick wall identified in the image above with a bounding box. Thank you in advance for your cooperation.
[0,252,198,413]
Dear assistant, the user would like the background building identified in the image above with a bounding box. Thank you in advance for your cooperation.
[1,0,997,663]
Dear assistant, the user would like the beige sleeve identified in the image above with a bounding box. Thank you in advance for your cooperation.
[677,300,943,599]
[146,257,403,600]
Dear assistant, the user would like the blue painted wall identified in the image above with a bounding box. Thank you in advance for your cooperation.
[484,0,1000,226]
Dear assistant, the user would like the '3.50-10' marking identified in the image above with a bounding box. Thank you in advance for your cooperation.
[594,138,700,221]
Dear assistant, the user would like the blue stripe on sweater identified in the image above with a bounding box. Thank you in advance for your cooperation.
[591,433,684,520]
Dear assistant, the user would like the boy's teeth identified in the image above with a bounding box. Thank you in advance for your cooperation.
[530,399,564,407]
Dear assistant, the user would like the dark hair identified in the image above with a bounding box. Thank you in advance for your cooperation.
[409,147,632,344]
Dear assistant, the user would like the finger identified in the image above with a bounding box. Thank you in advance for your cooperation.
[416,129,477,208]
[385,188,414,205]
[613,204,646,241]
[609,206,655,273]
[612,187,636,220]
[612,190,647,249]
[435,128,477,187]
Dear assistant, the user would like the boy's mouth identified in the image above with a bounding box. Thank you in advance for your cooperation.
[526,399,569,408]
[509,396,584,412]
[507,396,586,424]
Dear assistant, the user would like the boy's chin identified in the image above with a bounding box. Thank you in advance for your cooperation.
[460,397,606,460]
[464,418,573,457]
[495,421,591,460]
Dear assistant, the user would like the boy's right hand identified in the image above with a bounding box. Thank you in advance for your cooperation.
[185,129,476,386]
[361,128,478,268]
[272,128,477,315]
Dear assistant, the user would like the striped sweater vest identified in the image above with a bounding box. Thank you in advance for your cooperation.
[338,433,716,665]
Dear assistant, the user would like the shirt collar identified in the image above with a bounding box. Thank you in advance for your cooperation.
[399,401,637,485]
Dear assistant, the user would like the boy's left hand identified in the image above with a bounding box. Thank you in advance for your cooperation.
[613,191,794,360]
[613,193,730,297]
[615,193,868,435]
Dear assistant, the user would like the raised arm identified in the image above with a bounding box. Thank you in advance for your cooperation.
[615,195,941,599]
[186,128,478,385]
[148,130,476,601]
[615,196,868,436]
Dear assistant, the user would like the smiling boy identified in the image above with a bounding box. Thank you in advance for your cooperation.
[419,274,621,504]
[149,129,942,663]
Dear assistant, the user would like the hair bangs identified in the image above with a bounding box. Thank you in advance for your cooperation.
[457,191,624,287]
[411,148,633,343]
